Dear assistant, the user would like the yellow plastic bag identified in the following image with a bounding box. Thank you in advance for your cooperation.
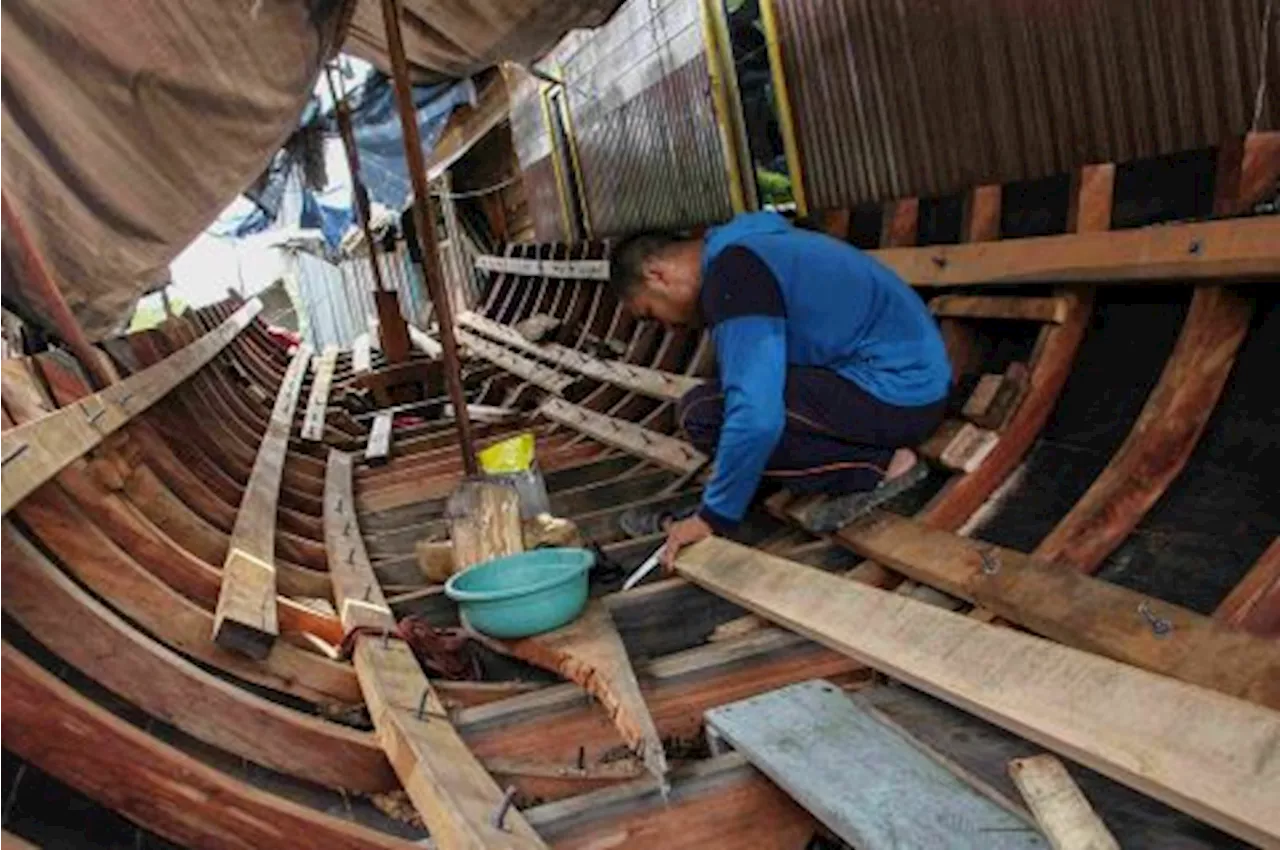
[478,432,536,474]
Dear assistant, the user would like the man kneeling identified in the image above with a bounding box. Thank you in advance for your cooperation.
[608,211,951,565]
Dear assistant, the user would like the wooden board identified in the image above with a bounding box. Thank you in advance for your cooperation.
[366,411,394,465]
[457,330,576,394]
[212,343,312,658]
[919,420,1000,473]
[301,346,339,441]
[1215,538,1280,638]
[705,680,1047,849]
[352,332,374,374]
[875,216,1279,286]
[1,299,260,515]
[460,312,699,402]
[674,536,1280,847]
[831,510,1280,708]
[409,324,443,358]
[474,255,610,281]
[325,451,548,849]
[447,479,524,572]
[931,296,1069,324]
[495,601,668,783]
[539,398,706,474]
[1009,755,1119,850]
[375,290,411,363]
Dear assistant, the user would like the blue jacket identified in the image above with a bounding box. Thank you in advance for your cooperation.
[697,211,950,527]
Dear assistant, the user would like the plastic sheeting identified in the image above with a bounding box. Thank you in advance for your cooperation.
[1,0,347,340]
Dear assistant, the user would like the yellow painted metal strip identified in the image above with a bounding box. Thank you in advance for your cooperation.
[760,0,809,216]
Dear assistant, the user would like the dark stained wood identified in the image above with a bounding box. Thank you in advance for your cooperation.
[374,289,411,364]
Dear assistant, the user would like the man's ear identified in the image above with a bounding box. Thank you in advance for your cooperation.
[643,255,672,292]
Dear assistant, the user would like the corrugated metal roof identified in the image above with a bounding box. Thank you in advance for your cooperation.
[773,0,1279,209]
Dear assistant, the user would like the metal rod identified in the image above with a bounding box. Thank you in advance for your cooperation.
[324,67,389,293]
[2,195,114,390]
[379,0,478,475]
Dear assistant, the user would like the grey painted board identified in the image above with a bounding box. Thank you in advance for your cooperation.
[705,680,1048,850]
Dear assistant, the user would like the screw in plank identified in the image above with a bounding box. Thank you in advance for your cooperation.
[490,786,518,831]
[979,549,1000,575]
[415,687,431,721]
[2,442,30,467]
[381,629,391,648]
[577,746,586,770]
[1137,600,1173,638]
[931,255,948,269]
[1188,238,1203,255]
[346,546,355,566]
[86,405,107,425]
[363,585,372,602]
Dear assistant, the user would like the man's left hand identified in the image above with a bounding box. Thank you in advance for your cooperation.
[661,515,713,571]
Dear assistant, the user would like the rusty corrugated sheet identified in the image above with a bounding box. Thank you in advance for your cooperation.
[774,0,1280,209]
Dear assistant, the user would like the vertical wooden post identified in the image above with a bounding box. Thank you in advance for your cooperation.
[1066,164,1116,233]
[880,198,919,247]
[961,185,1002,243]
[380,0,478,475]
[1213,131,1280,216]
[325,68,389,293]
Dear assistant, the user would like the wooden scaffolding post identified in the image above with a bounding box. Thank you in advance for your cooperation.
[380,0,478,475]
[324,67,388,293]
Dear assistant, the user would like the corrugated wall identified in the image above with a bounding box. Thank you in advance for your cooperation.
[289,246,430,349]
[774,0,1280,210]
[508,0,736,239]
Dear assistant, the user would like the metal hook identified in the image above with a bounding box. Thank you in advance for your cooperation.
[490,786,518,830]
[979,549,1000,576]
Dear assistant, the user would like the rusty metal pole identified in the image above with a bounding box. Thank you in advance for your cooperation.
[2,194,115,389]
[379,0,478,475]
[324,67,390,293]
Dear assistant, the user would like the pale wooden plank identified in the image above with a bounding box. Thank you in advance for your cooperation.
[1,299,261,515]
[212,343,312,658]
[457,330,576,395]
[705,680,1047,849]
[931,296,1070,324]
[447,480,523,572]
[409,324,443,358]
[324,450,548,849]
[1009,755,1119,850]
[365,410,393,465]
[674,536,1280,847]
[539,397,706,474]
[301,345,339,441]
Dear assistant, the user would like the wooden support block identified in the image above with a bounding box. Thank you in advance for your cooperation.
[448,480,523,571]
[301,346,339,441]
[409,324,443,358]
[352,332,373,374]
[881,198,919,247]
[522,514,584,549]
[1067,164,1115,233]
[962,363,1029,431]
[374,289,411,363]
[1,299,260,515]
[962,185,1002,243]
[213,343,312,658]
[1009,755,1118,850]
[494,600,669,783]
[674,537,1280,848]
[919,420,999,473]
[416,539,456,584]
[930,296,1070,324]
[705,680,1044,849]
[365,411,393,465]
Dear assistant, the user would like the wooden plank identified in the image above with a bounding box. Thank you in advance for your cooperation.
[1213,131,1280,216]
[961,185,1002,243]
[459,312,699,402]
[961,363,1029,431]
[1,832,38,850]
[539,398,706,474]
[1215,538,1280,638]
[474,255,611,281]
[426,75,511,181]
[409,324,443,358]
[1009,755,1119,850]
[352,332,374,374]
[930,296,1070,324]
[366,411,394,465]
[874,217,1278,286]
[325,450,548,849]
[447,479,524,572]
[375,290,411,363]
[0,520,395,793]
[674,536,1280,848]
[457,329,576,394]
[493,601,669,783]
[1066,164,1115,233]
[1,643,412,850]
[0,299,261,515]
[1033,287,1253,574]
[705,680,1046,849]
[832,510,1280,708]
[880,198,919,247]
[212,342,312,658]
[301,346,339,441]
[919,420,1000,473]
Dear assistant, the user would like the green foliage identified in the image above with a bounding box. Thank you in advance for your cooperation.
[755,166,794,206]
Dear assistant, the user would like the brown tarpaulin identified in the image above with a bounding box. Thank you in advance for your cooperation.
[1,0,619,340]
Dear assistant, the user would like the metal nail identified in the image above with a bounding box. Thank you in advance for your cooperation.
[363,585,372,601]
[1138,600,1173,637]
[979,549,1000,575]
[577,746,586,770]
[416,688,430,721]
[2,443,30,466]
[490,786,518,830]
[382,629,391,648]
[931,255,948,269]
[86,406,107,424]
[1188,238,1203,255]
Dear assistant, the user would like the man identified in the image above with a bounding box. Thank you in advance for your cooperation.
[608,211,951,566]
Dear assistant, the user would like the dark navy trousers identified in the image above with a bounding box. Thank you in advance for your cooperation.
[678,366,946,495]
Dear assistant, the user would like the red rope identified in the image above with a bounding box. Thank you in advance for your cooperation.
[338,615,480,680]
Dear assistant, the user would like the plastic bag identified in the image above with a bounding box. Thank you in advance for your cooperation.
[478,432,535,474]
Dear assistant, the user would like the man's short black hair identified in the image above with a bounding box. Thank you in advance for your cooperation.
[608,230,683,301]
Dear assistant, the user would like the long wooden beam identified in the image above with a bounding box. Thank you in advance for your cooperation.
[460,312,699,402]
[876,217,1278,286]
[1,299,261,514]
[828,510,1280,708]
[929,295,1070,324]
[301,346,339,441]
[458,329,576,394]
[674,537,1280,847]
[325,450,549,850]
[539,398,706,474]
[212,343,312,658]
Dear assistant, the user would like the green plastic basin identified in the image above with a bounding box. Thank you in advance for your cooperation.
[444,547,595,639]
